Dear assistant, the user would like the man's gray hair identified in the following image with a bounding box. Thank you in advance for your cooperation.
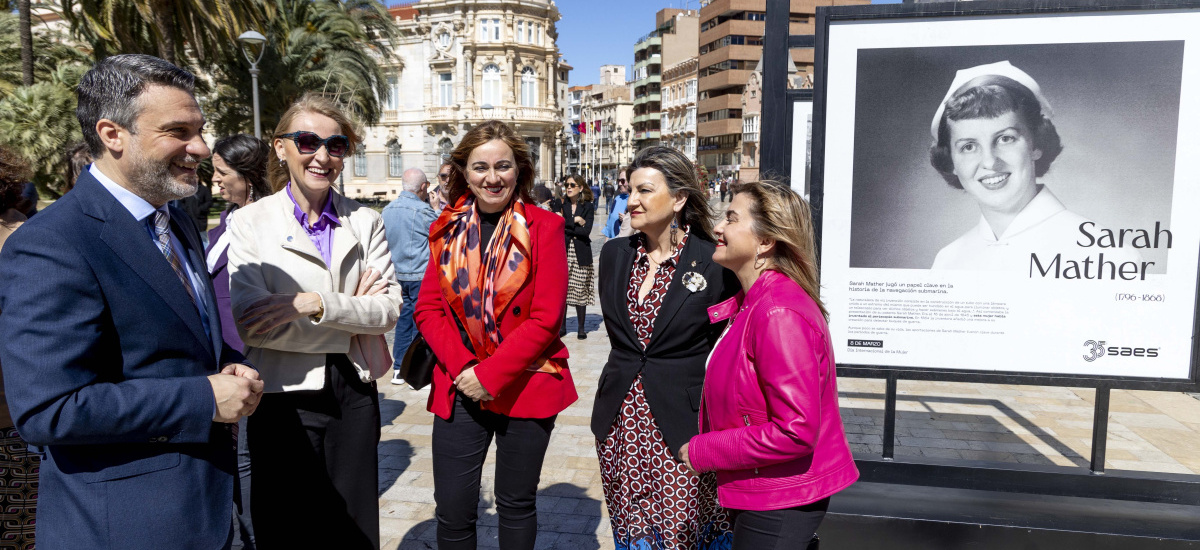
[401,168,429,194]
[76,54,196,158]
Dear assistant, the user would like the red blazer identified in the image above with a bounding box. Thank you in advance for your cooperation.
[415,204,578,419]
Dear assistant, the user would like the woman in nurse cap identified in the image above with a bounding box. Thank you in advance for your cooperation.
[928,61,1138,271]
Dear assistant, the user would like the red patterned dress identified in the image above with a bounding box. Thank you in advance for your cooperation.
[597,232,732,550]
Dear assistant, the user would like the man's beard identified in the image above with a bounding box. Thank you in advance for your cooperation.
[125,144,198,205]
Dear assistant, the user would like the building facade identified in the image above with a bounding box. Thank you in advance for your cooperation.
[350,0,566,199]
[632,9,699,151]
[574,83,633,182]
[695,0,865,178]
[661,57,699,162]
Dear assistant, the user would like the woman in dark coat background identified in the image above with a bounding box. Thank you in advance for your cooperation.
[561,174,595,339]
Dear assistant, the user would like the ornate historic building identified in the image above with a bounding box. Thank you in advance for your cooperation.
[348,0,566,199]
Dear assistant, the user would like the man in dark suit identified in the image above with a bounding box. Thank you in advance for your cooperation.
[0,54,263,550]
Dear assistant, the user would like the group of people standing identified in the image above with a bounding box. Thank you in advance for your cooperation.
[0,52,859,550]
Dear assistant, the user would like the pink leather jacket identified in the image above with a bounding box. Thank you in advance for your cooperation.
[689,270,858,511]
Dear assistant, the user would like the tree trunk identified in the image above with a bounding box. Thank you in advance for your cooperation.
[150,0,176,65]
[18,0,32,86]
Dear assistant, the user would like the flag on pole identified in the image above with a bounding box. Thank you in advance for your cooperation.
[577,122,587,134]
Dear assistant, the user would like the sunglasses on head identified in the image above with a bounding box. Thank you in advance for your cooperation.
[278,131,350,158]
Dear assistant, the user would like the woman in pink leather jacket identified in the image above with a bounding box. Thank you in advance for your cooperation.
[679,179,858,549]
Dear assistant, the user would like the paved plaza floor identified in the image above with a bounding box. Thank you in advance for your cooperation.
[375,200,1200,550]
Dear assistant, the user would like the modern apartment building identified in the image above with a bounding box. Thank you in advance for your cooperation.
[632,9,699,151]
[695,0,865,177]
[661,57,699,162]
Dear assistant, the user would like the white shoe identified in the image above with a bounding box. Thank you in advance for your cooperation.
[390,370,405,385]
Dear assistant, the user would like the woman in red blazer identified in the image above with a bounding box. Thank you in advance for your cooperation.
[414,120,577,550]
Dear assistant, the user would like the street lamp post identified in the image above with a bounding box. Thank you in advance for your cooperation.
[238,30,268,139]
[624,128,632,163]
[481,103,494,120]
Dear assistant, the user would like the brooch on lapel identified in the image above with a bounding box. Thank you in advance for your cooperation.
[682,271,708,293]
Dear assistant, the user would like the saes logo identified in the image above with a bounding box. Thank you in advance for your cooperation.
[1082,340,1159,362]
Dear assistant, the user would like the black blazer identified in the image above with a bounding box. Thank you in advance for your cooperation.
[590,234,739,457]
[561,199,594,267]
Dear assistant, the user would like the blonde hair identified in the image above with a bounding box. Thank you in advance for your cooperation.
[267,93,362,192]
[730,179,827,320]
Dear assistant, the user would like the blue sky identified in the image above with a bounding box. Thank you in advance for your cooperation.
[556,0,900,86]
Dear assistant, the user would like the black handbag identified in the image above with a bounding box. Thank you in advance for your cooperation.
[399,333,436,390]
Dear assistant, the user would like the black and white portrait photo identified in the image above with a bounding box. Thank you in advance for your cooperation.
[845,41,1182,272]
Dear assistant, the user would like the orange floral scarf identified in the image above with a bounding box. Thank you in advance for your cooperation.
[429,195,562,374]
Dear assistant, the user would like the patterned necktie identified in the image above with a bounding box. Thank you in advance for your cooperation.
[151,209,198,305]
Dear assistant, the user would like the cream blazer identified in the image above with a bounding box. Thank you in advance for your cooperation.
[228,190,402,392]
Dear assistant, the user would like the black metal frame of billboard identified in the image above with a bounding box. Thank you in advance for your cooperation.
[759,0,1200,484]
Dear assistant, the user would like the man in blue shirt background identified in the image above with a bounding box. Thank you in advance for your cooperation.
[382,168,438,384]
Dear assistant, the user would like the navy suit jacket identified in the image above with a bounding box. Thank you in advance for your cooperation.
[0,170,244,549]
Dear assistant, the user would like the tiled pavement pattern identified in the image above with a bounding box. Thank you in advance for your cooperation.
[374,199,1200,549]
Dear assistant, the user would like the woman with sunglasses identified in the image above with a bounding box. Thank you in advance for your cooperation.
[415,120,576,550]
[227,93,402,549]
[560,174,595,339]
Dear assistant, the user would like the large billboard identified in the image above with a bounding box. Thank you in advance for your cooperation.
[816,6,1200,382]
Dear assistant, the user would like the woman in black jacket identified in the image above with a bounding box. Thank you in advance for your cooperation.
[592,146,739,550]
[561,174,595,339]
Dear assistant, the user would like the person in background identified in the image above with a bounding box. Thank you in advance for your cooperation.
[592,145,739,550]
[19,181,37,217]
[0,53,261,549]
[63,141,93,193]
[560,174,595,339]
[174,177,213,246]
[205,133,273,550]
[228,92,401,549]
[533,184,555,211]
[603,167,632,240]
[681,180,858,549]
[415,120,576,550]
[0,145,36,549]
[430,161,451,212]
[590,179,601,211]
[382,167,438,385]
[603,178,615,214]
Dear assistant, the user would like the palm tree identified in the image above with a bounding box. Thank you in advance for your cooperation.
[17,0,31,86]
[59,0,274,68]
[0,12,91,96]
[206,0,401,136]
[0,65,87,196]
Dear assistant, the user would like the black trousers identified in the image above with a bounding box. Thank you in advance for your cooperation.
[731,498,829,550]
[248,354,381,550]
[433,392,556,550]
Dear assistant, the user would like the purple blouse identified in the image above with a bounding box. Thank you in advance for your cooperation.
[286,184,341,268]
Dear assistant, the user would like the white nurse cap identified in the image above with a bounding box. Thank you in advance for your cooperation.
[929,60,1054,139]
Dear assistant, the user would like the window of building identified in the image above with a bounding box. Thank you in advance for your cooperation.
[384,75,399,110]
[687,79,696,100]
[517,21,524,43]
[482,64,501,106]
[526,21,534,44]
[520,67,537,107]
[479,18,500,42]
[354,149,367,177]
[438,31,451,49]
[686,106,696,127]
[387,143,403,178]
[537,24,543,46]
[438,72,453,106]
